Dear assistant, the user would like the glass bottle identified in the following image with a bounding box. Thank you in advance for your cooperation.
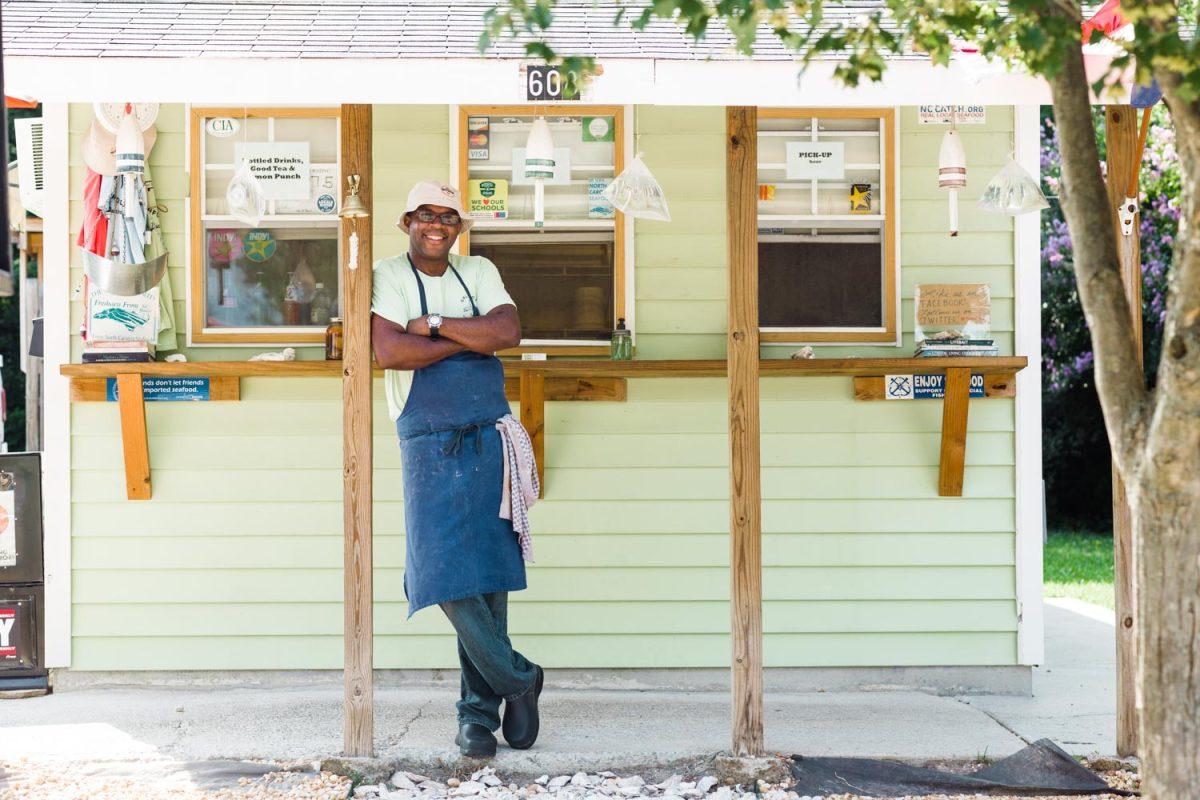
[310,282,332,325]
[610,317,632,360]
[325,317,344,360]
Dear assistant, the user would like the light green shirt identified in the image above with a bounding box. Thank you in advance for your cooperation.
[372,252,516,420]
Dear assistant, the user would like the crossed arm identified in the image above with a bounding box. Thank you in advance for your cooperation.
[371,304,521,371]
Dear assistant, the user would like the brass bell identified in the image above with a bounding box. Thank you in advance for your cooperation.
[339,174,369,219]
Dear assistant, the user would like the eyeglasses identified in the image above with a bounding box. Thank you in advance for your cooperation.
[411,209,462,227]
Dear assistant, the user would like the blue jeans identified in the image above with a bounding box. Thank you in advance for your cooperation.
[439,592,539,731]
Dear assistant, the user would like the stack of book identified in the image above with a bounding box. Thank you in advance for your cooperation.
[915,337,997,358]
[82,341,155,363]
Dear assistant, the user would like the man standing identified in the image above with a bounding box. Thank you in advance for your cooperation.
[371,180,544,758]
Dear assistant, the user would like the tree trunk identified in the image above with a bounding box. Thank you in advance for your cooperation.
[1041,5,1200,795]
[1138,72,1200,798]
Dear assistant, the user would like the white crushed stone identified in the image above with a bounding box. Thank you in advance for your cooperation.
[0,759,353,800]
[1,759,1137,800]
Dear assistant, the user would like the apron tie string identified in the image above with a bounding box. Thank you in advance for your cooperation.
[442,422,486,457]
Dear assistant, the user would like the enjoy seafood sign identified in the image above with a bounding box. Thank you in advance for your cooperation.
[884,373,985,400]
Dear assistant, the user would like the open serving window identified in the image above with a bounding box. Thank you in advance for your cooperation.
[456,105,628,354]
[189,107,342,345]
[756,108,898,344]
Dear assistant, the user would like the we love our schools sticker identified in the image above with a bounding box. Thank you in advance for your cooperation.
[884,373,985,400]
[106,377,212,402]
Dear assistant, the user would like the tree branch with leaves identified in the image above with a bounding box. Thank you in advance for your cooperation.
[481,0,1200,795]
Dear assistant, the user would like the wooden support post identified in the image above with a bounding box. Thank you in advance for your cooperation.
[519,370,545,495]
[725,106,764,757]
[115,373,151,500]
[1105,105,1143,758]
[341,104,374,758]
[937,367,972,497]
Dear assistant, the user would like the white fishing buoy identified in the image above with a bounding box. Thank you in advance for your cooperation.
[938,128,967,237]
[114,105,146,215]
[524,117,556,227]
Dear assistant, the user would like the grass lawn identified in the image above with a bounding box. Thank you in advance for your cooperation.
[1044,532,1115,609]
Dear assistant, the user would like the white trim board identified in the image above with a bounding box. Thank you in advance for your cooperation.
[41,102,72,668]
[6,57,1053,106]
[1014,103,1045,666]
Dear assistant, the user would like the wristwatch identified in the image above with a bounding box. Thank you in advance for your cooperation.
[427,313,444,340]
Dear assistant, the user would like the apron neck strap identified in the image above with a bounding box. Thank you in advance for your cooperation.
[407,254,480,318]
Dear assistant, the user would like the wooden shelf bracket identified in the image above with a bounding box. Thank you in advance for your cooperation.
[937,367,972,497]
[115,373,151,501]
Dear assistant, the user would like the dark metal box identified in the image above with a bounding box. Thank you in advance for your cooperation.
[0,453,43,585]
[0,584,44,679]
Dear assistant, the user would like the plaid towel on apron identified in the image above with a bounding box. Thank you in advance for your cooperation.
[496,414,538,562]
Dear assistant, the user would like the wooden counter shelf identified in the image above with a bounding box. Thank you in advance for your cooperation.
[62,355,1026,500]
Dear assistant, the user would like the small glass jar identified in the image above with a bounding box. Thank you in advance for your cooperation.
[325,317,344,360]
[610,317,632,361]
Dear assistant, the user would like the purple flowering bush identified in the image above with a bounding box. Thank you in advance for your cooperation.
[1040,106,1179,529]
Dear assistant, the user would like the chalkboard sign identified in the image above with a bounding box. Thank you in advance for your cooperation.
[758,241,883,329]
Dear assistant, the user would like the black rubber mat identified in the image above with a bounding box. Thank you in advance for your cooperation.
[788,738,1136,797]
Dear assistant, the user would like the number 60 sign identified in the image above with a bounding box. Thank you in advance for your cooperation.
[525,65,581,101]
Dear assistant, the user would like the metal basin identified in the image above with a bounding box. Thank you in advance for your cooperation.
[82,249,168,296]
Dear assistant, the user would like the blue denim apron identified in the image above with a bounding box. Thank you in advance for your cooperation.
[396,257,526,618]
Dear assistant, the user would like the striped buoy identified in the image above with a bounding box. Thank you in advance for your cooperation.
[938,129,967,236]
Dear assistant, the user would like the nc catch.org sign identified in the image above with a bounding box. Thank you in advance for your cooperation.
[884,373,985,400]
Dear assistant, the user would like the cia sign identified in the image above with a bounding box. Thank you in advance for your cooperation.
[205,117,240,138]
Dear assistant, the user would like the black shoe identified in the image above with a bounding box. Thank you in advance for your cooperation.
[502,665,544,750]
[455,722,497,758]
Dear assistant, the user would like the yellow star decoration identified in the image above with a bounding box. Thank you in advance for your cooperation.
[849,185,871,213]
[244,237,275,260]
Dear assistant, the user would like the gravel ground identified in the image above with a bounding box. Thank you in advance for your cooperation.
[0,760,1139,800]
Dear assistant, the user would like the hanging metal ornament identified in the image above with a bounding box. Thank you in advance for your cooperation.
[938,126,967,237]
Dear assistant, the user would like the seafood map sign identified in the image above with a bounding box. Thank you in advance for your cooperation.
[88,289,160,343]
[106,377,212,402]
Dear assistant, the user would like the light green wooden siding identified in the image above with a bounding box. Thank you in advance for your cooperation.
[67,105,1017,670]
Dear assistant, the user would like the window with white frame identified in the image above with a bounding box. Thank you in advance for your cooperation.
[190,108,341,344]
[756,108,897,344]
[456,105,629,353]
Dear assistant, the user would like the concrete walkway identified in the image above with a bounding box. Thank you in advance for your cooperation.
[0,600,1117,778]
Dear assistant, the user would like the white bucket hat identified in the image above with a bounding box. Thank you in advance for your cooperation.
[81,120,157,176]
[398,180,472,233]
